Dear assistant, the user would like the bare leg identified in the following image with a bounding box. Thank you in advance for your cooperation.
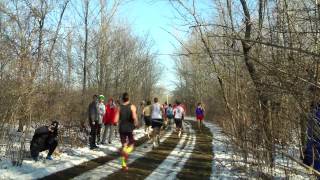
[147,126,150,138]
[152,127,159,147]
[178,127,181,137]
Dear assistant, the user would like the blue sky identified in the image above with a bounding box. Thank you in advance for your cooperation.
[116,0,214,92]
[118,0,183,92]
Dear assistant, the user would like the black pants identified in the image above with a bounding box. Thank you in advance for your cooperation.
[96,124,102,143]
[30,140,58,158]
[174,119,183,129]
[89,123,98,147]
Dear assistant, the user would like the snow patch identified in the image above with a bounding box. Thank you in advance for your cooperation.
[204,121,312,179]
[145,122,196,180]
[0,128,146,180]
[203,121,243,179]
[72,129,174,180]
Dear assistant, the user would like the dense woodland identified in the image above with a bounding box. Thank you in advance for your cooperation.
[0,0,160,164]
[171,0,320,176]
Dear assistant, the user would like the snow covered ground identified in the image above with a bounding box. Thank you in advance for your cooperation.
[203,121,246,179]
[145,122,196,180]
[0,128,146,180]
[203,121,313,179]
[0,118,314,180]
[73,126,174,180]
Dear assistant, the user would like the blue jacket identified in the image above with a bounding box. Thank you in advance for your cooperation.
[307,104,320,143]
[88,101,98,125]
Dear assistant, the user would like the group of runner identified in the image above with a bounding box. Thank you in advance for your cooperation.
[88,93,206,170]
[140,98,187,148]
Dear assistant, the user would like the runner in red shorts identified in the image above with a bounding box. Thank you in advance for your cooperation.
[195,102,205,132]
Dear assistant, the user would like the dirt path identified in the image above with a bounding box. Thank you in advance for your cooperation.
[102,120,213,180]
[40,135,149,180]
[41,120,214,180]
[104,123,192,180]
[176,120,213,180]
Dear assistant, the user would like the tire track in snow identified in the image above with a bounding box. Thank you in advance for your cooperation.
[144,121,196,180]
[72,128,174,180]
[176,120,213,180]
[40,133,151,180]
[102,122,192,180]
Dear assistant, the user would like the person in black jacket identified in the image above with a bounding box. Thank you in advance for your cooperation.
[88,94,99,149]
[30,121,59,161]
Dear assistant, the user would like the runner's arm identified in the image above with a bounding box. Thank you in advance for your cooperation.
[142,107,145,116]
[114,107,120,125]
[160,105,164,119]
[131,105,138,127]
[182,108,185,120]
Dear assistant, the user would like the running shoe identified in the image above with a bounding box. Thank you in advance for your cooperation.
[46,156,53,160]
[153,141,158,149]
[122,166,128,171]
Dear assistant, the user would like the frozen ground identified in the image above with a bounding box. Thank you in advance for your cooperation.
[203,121,313,179]
[0,118,315,180]
[0,128,146,180]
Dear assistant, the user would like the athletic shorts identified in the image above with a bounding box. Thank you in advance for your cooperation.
[152,119,163,129]
[196,115,204,121]
[144,116,151,126]
[120,132,135,146]
[174,119,183,129]
[167,115,174,120]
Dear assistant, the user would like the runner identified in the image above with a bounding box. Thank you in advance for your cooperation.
[114,99,121,138]
[101,98,117,144]
[143,100,152,138]
[115,92,138,171]
[195,102,205,132]
[97,95,106,144]
[166,104,174,130]
[180,103,187,132]
[162,102,168,129]
[138,101,145,128]
[151,97,164,148]
[174,100,185,138]
[172,103,177,130]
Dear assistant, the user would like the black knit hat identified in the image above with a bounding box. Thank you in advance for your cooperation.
[51,121,59,129]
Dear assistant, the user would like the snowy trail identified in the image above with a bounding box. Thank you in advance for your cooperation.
[1,118,255,180]
[145,122,196,180]
[0,129,147,180]
[203,121,243,179]
[72,129,174,180]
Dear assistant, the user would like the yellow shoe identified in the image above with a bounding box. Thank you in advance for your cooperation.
[121,156,127,167]
[123,145,134,154]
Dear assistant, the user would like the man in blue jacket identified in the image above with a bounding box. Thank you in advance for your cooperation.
[304,101,320,171]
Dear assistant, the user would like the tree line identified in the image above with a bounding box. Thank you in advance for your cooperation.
[171,0,320,177]
[0,0,159,163]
